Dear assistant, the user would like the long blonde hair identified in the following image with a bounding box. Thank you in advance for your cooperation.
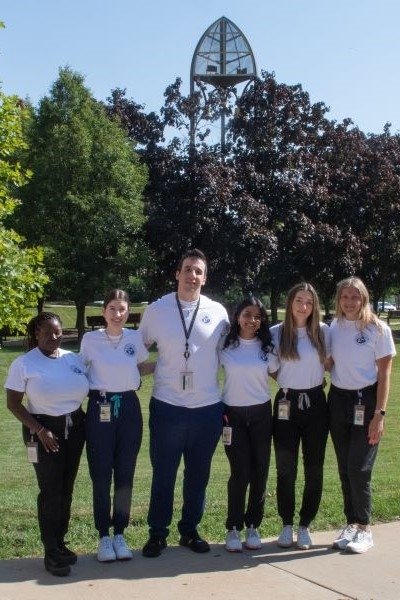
[279,282,326,362]
[335,277,382,331]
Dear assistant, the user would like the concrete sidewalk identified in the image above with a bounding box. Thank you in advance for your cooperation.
[1,522,399,600]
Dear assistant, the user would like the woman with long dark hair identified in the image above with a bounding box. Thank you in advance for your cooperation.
[5,312,88,576]
[220,296,278,552]
[270,283,329,550]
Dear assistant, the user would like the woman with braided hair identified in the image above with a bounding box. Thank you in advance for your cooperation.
[5,312,88,576]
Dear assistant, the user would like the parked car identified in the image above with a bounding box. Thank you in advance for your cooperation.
[377,302,396,312]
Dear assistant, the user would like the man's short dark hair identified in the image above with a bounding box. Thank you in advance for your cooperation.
[176,248,207,274]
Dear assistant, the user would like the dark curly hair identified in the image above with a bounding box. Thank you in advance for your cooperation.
[223,296,273,356]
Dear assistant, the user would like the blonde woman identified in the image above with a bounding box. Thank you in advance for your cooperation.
[329,277,396,553]
[270,283,330,550]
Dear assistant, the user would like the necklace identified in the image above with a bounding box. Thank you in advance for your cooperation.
[104,329,124,349]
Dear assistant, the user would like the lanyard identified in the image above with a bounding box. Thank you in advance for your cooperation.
[175,293,200,361]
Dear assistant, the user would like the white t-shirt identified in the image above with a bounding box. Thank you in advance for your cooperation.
[5,348,89,416]
[270,323,330,390]
[220,337,279,406]
[330,318,396,390]
[80,328,148,392]
[139,292,229,408]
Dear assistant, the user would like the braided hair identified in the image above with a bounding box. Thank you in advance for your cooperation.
[26,312,62,350]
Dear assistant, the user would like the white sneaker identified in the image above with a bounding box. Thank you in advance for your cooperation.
[297,526,312,550]
[346,529,374,554]
[113,534,133,560]
[277,525,294,548]
[225,527,242,552]
[97,536,116,562]
[245,526,262,550]
[332,524,358,550]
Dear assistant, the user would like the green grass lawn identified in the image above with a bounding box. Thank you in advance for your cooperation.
[0,311,399,559]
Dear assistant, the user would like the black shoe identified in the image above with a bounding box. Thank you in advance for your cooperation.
[179,531,210,553]
[142,536,167,558]
[57,541,78,565]
[44,549,71,577]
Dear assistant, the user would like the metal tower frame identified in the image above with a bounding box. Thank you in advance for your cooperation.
[190,16,257,150]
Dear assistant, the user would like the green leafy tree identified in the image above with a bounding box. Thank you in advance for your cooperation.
[229,72,367,319]
[106,85,277,299]
[15,68,148,336]
[0,89,48,330]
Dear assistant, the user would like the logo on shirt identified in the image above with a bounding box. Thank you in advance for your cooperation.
[258,350,269,362]
[70,365,84,375]
[355,332,369,345]
[202,315,211,324]
[124,343,136,356]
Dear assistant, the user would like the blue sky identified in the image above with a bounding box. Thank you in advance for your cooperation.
[1,0,399,134]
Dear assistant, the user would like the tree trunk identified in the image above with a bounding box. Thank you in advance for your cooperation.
[75,301,86,342]
[37,297,45,313]
[323,297,331,320]
[270,287,280,324]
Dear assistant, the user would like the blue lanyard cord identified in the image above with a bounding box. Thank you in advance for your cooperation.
[109,394,122,418]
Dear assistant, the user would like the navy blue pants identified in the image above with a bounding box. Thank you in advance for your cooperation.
[147,397,223,538]
[328,383,379,526]
[224,402,273,531]
[86,390,143,537]
[273,386,328,527]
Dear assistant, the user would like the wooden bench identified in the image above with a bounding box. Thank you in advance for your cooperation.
[387,310,400,326]
[0,326,25,347]
[86,312,141,330]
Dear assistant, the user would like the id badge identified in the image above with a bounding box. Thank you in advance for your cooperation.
[27,442,39,463]
[354,404,365,426]
[222,426,232,446]
[180,371,194,391]
[278,399,290,421]
[100,403,111,422]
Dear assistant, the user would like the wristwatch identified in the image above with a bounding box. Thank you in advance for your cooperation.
[374,409,386,416]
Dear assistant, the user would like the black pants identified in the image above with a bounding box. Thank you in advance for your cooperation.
[273,386,328,527]
[224,402,273,531]
[328,383,378,526]
[23,407,85,551]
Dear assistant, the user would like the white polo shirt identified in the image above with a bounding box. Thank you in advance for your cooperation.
[330,318,396,390]
[139,292,229,408]
[5,348,89,416]
[270,323,330,390]
[220,337,279,406]
[80,328,148,392]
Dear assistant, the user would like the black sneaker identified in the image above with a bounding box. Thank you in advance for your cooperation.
[142,536,167,558]
[44,549,71,577]
[179,531,210,553]
[57,541,78,564]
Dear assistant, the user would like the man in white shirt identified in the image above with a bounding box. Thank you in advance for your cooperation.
[140,249,229,557]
